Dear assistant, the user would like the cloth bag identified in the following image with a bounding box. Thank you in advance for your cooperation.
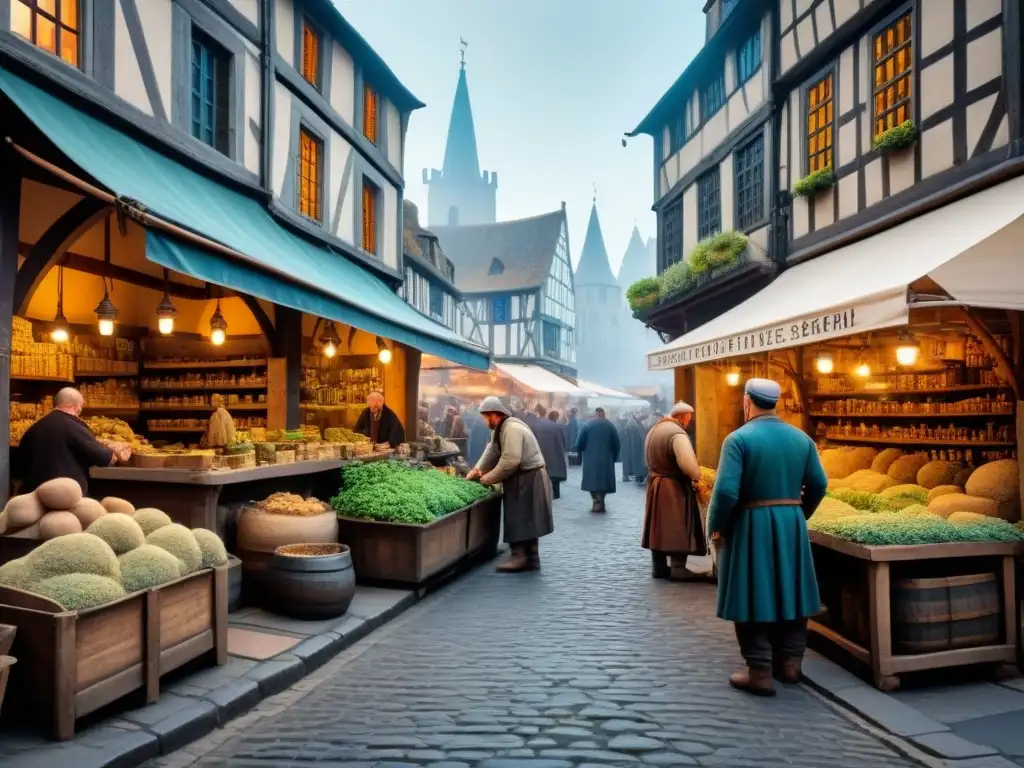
[684,495,716,577]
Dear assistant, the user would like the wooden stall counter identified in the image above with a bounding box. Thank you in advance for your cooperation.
[809,531,1019,691]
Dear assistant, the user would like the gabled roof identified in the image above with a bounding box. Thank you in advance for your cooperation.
[433,209,566,294]
[574,203,618,288]
[403,201,459,294]
[617,226,656,291]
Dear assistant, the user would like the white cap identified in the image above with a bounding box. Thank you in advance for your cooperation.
[744,378,781,407]
[670,401,694,416]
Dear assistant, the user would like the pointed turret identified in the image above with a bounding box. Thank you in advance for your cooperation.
[574,201,618,287]
[423,44,498,227]
[617,225,656,292]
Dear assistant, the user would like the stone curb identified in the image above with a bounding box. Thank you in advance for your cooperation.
[801,650,1010,764]
[0,590,418,768]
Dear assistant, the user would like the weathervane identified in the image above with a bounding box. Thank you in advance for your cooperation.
[592,182,597,204]
[460,37,468,68]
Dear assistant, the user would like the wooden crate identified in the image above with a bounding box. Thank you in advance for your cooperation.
[466,495,502,559]
[337,506,469,586]
[0,565,228,739]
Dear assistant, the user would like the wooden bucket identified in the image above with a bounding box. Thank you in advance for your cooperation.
[892,573,1000,654]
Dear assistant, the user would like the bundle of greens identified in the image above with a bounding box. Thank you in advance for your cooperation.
[331,461,491,524]
[809,511,1024,546]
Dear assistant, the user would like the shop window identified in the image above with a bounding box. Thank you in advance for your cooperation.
[697,166,721,240]
[492,296,510,323]
[701,73,725,121]
[807,72,834,173]
[542,322,559,358]
[873,12,913,137]
[734,134,764,230]
[429,284,444,318]
[362,179,379,255]
[298,128,322,222]
[12,0,79,68]
[190,29,231,155]
[301,18,319,88]
[738,30,762,85]
[363,84,379,145]
[661,197,683,271]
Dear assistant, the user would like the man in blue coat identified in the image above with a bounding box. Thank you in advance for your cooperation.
[574,407,621,513]
[707,378,827,697]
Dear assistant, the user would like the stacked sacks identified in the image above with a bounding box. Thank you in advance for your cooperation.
[0,505,230,608]
[928,459,1020,522]
[0,479,112,540]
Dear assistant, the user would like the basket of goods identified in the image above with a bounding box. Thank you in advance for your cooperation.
[374,443,392,454]
[131,453,168,469]
[86,417,156,456]
[254,442,276,465]
[165,450,215,470]
[275,450,296,465]
[236,493,338,598]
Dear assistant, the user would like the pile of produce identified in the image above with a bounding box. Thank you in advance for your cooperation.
[696,466,716,508]
[265,429,306,442]
[85,416,155,454]
[808,458,1021,545]
[259,492,329,517]
[0,479,110,540]
[324,427,369,444]
[331,460,491,524]
[0,500,228,610]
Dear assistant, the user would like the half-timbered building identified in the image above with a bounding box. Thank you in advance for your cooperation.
[432,206,578,377]
[399,201,463,335]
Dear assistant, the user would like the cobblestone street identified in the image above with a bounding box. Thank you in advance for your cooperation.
[159,467,922,768]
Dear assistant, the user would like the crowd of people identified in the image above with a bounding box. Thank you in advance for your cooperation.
[462,379,828,699]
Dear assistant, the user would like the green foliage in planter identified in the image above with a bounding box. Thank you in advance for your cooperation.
[626,277,661,313]
[793,167,835,198]
[658,260,693,300]
[873,120,918,152]
[689,231,748,276]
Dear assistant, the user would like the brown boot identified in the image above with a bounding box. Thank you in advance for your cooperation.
[774,657,802,684]
[495,545,534,573]
[526,540,540,569]
[729,667,776,697]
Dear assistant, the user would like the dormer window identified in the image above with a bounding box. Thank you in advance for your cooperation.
[489,258,504,276]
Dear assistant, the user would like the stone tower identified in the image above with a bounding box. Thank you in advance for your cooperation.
[616,224,656,302]
[422,49,497,227]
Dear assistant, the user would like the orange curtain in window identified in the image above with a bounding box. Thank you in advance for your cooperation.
[299,130,321,221]
[302,23,319,86]
[363,86,378,144]
[362,184,377,255]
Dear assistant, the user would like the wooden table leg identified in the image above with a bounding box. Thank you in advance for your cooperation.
[868,560,899,690]
[1003,554,1017,649]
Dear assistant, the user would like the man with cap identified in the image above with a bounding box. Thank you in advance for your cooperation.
[706,378,827,696]
[642,402,704,579]
[466,396,554,572]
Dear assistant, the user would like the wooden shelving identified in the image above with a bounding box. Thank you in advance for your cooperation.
[140,403,267,412]
[809,384,1008,398]
[10,374,73,384]
[824,435,1015,448]
[140,384,266,392]
[145,426,206,432]
[143,359,267,370]
[75,367,138,378]
[810,411,1014,420]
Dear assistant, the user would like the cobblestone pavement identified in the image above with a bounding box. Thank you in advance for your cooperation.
[155,467,923,768]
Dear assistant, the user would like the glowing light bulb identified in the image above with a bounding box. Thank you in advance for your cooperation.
[896,344,919,366]
[323,341,337,358]
[210,327,226,346]
[378,347,393,364]
[855,362,871,378]
[815,353,834,374]
[158,316,175,335]
[50,327,69,344]
[725,371,740,386]
[98,318,115,337]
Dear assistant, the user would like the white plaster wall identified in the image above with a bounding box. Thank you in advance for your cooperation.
[136,1,173,114]
[337,153,355,243]
[113,3,152,116]
[271,83,292,199]
[382,182,398,269]
[330,42,355,124]
[243,49,262,174]
[385,100,402,171]
[327,132,348,238]
[229,0,260,26]
[274,0,294,64]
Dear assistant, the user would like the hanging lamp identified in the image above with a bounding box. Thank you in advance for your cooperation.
[814,349,834,374]
[376,336,392,364]
[209,298,228,346]
[895,329,920,366]
[319,321,340,358]
[94,217,118,336]
[155,269,177,335]
[50,263,70,343]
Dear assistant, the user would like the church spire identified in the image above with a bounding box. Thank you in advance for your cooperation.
[574,199,618,288]
[441,41,480,182]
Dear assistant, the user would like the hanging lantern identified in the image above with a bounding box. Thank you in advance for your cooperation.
[94,282,118,337]
[50,264,70,343]
[377,337,392,364]
[855,361,871,378]
[209,299,228,346]
[725,369,740,387]
[155,270,177,335]
[895,330,919,366]
[319,321,340,358]
[814,351,834,374]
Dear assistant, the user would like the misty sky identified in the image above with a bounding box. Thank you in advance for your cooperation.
[335,0,706,275]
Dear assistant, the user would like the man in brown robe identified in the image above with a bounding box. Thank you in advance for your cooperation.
[642,401,705,580]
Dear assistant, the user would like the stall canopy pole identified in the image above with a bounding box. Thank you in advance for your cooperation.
[0,158,22,506]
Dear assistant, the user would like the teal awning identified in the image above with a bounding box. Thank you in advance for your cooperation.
[0,66,488,370]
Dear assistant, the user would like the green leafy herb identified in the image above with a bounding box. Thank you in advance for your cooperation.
[793,167,836,198]
[809,511,1024,546]
[872,120,918,152]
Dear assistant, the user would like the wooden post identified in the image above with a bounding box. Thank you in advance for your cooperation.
[144,590,160,703]
[274,307,302,429]
[213,565,228,665]
[405,347,422,440]
[0,167,20,506]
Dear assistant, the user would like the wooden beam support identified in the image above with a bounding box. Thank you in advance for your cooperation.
[48,250,211,300]
[959,308,1021,400]
[0,160,21,505]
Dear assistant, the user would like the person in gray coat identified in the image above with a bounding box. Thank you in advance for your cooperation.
[467,397,554,572]
[532,409,568,499]
[621,412,650,484]
[574,407,621,513]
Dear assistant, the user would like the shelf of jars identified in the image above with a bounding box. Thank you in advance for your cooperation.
[142,358,267,370]
[300,357,383,413]
[139,372,268,391]
[145,416,267,432]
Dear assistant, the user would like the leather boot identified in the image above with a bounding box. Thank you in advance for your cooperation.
[527,540,540,569]
[774,657,802,684]
[651,550,671,579]
[729,666,776,697]
[591,496,604,513]
[495,545,534,573]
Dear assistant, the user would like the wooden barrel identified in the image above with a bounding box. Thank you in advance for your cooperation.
[267,544,356,620]
[840,583,869,647]
[892,574,1000,654]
